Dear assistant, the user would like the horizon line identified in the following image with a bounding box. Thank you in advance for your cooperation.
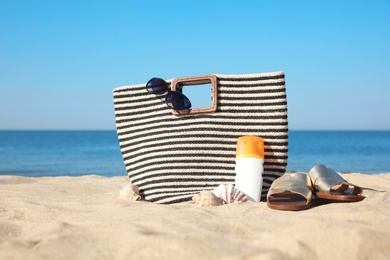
[0,129,389,131]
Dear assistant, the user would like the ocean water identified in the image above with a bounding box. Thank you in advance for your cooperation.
[287,130,390,174]
[0,130,389,177]
[0,131,126,177]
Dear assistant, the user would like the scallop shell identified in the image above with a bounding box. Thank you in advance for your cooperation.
[192,190,224,207]
[118,184,142,201]
[212,184,248,204]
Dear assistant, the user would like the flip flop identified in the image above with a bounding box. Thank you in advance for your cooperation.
[267,172,313,211]
[308,164,365,202]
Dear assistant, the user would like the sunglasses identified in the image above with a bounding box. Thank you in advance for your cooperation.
[146,77,192,110]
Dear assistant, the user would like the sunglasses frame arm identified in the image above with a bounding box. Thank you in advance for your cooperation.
[171,75,218,116]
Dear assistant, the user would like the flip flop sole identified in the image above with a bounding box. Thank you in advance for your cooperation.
[267,201,312,211]
[267,191,312,211]
[315,192,365,202]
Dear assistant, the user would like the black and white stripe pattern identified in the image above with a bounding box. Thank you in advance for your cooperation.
[113,71,288,204]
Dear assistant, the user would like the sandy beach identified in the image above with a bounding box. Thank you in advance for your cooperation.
[1,173,389,260]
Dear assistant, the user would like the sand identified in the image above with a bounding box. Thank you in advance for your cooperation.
[1,173,390,260]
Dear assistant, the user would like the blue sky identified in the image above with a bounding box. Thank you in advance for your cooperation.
[1,0,389,130]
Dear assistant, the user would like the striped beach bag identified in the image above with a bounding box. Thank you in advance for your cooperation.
[113,71,288,204]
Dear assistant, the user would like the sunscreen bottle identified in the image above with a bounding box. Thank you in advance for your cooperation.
[235,136,264,202]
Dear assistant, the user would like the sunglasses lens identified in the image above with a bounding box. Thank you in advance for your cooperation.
[146,77,168,95]
[146,77,192,111]
[166,91,192,110]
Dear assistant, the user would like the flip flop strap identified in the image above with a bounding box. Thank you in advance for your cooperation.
[268,172,312,203]
[310,166,362,195]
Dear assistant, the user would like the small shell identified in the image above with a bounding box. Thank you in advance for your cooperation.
[192,190,224,207]
[118,184,142,201]
[212,184,248,204]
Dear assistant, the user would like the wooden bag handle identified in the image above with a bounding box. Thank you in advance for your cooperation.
[171,75,218,116]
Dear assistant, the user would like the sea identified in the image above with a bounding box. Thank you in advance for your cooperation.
[0,130,389,177]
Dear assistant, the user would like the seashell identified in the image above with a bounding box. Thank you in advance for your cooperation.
[192,190,224,207]
[212,184,249,204]
[118,184,142,201]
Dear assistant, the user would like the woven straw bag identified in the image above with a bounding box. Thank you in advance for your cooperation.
[113,71,288,204]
